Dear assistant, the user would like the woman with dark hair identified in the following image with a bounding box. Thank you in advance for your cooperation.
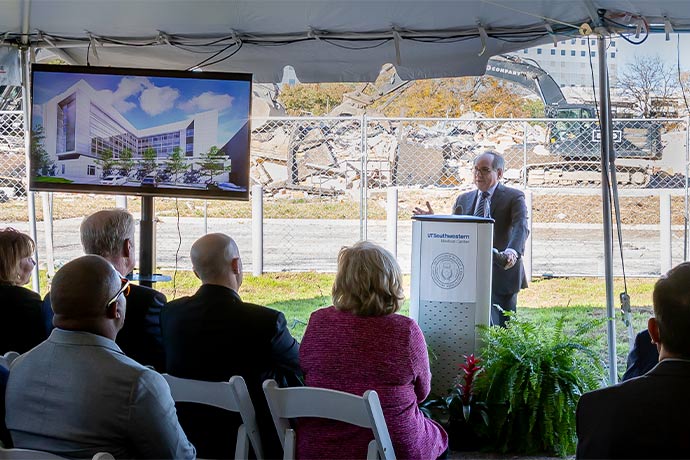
[0,228,47,354]
[298,241,448,459]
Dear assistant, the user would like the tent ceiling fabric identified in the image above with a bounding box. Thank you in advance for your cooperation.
[1,0,690,82]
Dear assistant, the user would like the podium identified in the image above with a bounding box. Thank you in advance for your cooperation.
[410,214,494,394]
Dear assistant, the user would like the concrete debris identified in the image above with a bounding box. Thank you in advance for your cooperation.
[250,115,674,193]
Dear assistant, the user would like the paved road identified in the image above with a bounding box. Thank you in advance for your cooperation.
[7,217,679,277]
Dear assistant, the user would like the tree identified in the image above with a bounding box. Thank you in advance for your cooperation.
[117,147,135,178]
[197,146,231,184]
[94,148,115,178]
[166,147,188,184]
[279,83,355,115]
[30,124,54,176]
[618,55,679,118]
[140,147,158,178]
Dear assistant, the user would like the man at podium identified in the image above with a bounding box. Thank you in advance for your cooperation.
[414,150,529,326]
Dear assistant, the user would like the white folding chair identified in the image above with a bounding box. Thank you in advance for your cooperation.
[163,374,264,460]
[0,447,114,459]
[262,379,396,460]
[0,352,19,369]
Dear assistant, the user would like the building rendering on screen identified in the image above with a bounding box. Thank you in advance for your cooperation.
[38,79,238,184]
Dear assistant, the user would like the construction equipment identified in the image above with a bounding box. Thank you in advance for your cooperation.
[485,54,663,161]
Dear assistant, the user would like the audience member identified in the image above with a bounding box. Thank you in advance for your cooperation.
[576,262,690,459]
[622,328,659,381]
[161,233,301,459]
[0,364,9,448]
[43,209,166,370]
[0,228,46,354]
[5,255,195,459]
[298,241,448,459]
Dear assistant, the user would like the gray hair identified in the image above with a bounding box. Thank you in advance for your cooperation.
[80,209,135,258]
[474,150,505,171]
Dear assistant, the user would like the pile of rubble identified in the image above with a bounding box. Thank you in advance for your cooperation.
[250,113,676,193]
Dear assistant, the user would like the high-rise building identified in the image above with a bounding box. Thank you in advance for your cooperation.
[513,38,618,88]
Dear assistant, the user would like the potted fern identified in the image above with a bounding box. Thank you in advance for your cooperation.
[474,315,605,456]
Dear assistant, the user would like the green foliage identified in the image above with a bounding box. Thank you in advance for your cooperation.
[94,148,115,178]
[197,146,231,184]
[30,124,54,176]
[475,315,606,456]
[117,147,135,178]
[140,147,158,176]
[166,147,188,183]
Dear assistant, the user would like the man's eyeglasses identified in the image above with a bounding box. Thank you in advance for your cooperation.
[106,276,131,308]
[473,167,495,176]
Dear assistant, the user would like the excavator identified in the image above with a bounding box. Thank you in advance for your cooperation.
[485,54,663,161]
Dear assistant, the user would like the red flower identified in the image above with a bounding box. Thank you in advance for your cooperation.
[457,354,483,407]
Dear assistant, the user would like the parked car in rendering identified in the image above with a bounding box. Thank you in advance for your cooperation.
[141,174,157,186]
[100,175,128,185]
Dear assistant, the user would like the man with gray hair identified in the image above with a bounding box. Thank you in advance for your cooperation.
[414,150,529,326]
[43,208,166,370]
[162,233,301,459]
[6,255,195,459]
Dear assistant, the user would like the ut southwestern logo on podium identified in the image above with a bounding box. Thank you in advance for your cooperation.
[431,253,465,289]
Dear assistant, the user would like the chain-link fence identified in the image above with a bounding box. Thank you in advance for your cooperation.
[2,113,688,277]
[0,111,26,202]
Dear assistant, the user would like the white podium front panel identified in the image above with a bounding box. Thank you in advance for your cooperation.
[419,222,478,302]
[410,215,493,394]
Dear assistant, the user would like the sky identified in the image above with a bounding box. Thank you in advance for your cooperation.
[32,70,251,144]
[616,33,690,72]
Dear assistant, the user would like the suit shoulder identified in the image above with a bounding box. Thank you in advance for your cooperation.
[130,284,167,303]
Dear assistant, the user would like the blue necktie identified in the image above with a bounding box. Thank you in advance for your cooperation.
[474,191,489,217]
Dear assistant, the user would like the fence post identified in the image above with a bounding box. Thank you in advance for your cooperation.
[524,189,533,281]
[360,114,368,241]
[204,200,208,235]
[41,192,55,277]
[386,187,398,258]
[115,195,127,209]
[252,184,264,276]
[660,191,672,274]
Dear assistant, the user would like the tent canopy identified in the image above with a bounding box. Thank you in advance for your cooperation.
[1,1,690,82]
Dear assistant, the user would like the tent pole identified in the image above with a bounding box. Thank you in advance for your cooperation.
[20,47,40,294]
[597,34,617,385]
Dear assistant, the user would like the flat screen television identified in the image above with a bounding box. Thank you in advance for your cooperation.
[30,64,252,200]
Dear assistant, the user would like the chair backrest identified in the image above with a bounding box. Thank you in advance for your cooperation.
[0,352,19,369]
[262,379,396,460]
[162,373,264,460]
[0,447,114,459]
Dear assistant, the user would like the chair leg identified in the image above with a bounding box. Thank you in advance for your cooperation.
[366,440,380,459]
[236,425,250,460]
[283,429,296,460]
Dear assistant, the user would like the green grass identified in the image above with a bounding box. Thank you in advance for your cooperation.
[33,177,73,183]
[36,270,654,380]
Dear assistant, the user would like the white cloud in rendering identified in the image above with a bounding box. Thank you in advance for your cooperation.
[139,85,180,116]
[96,76,150,113]
[179,92,234,113]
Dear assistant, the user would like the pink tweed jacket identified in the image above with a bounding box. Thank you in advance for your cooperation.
[297,306,448,460]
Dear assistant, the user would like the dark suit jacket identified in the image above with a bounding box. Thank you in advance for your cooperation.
[0,364,10,447]
[576,360,690,459]
[0,285,47,354]
[43,284,166,371]
[161,284,301,459]
[622,329,659,381]
[453,183,529,295]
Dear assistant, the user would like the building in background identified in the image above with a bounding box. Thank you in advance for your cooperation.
[514,37,618,88]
